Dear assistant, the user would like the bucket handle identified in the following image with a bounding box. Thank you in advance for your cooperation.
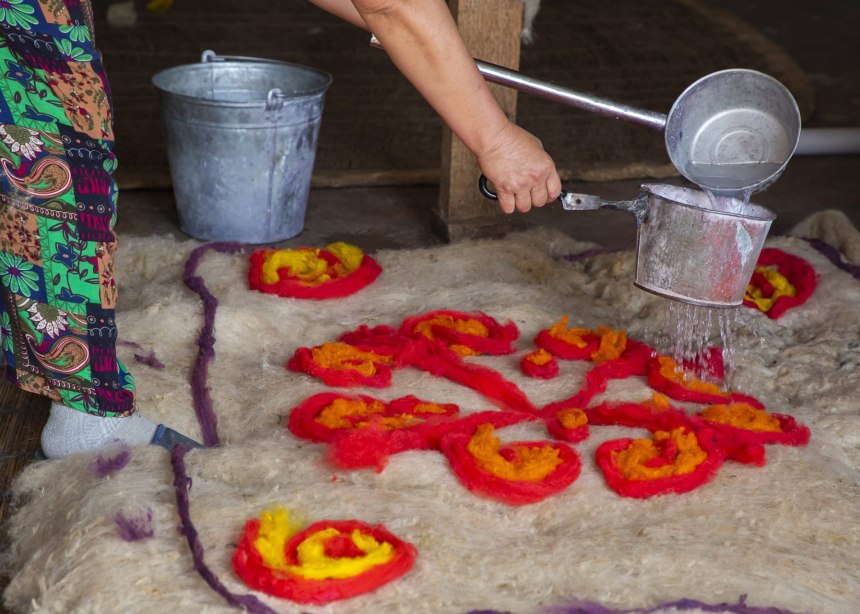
[200,50,290,111]
[201,49,288,65]
[478,174,648,224]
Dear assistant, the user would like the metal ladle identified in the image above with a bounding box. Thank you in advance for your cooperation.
[369,35,801,191]
[476,61,802,194]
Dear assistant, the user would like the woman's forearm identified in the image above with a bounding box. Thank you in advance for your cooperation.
[307,0,509,156]
[306,0,368,29]
[350,0,511,157]
[306,0,560,213]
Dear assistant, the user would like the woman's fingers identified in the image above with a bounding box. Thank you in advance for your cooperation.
[530,184,549,209]
[497,192,516,214]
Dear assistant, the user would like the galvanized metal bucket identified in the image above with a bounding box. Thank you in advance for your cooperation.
[152,50,331,243]
[562,184,776,307]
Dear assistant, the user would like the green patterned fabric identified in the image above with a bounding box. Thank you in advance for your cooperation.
[0,0,135,416]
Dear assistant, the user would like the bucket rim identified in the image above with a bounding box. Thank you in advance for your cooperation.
[640,183,777,223]
[632,281,741,308]
[152,58,332,106]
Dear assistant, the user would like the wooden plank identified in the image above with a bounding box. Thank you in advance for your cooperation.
[438,0,522,240]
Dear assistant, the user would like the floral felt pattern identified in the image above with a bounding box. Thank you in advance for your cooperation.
[248,242,381,299]
[743,248,817,319]
[286,309,811,502]
[288,392,459,471]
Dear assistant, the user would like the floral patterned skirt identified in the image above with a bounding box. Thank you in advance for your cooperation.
[0,0,135,416]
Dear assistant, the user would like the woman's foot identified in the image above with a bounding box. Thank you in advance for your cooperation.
[39,402,200,459]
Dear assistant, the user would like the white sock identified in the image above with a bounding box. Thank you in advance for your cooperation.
[40,402,158,459]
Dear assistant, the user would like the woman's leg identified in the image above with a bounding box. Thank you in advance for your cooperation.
[0,0,196,456]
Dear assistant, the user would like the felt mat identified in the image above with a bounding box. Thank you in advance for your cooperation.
[98,0,814,189]
[2,211,859,613]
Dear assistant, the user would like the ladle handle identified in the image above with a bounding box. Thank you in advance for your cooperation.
[479,174,554,201]
[474,59,667,131]
[561,192,649,225]
[479,176,647,224]
[369,36,666,130]
[479,174,574,205]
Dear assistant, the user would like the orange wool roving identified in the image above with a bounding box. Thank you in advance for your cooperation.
[466,424,563,481]
[440,412,582,506]
[287,342,393,388]
[288,393,460,470]
[596,427,725,498]
[647,355,731,404]
[520,348,560,379]
[545,407,590,444]
[694,403,811,449]
[700,403,782,432]
[613,428,707,480]
[534,316,601,360]
[590,326,627,363]
[399,309,519,356]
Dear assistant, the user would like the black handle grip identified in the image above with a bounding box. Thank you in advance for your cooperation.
[478,174,568,203]
[478,174,498,200]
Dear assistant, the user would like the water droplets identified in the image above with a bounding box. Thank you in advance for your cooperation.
[649,300,742,388]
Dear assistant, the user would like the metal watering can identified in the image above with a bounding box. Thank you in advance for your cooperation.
[480,177,775,307]
[561,184,775,307]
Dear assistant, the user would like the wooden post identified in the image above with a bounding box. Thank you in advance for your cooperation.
[437,0,523,241]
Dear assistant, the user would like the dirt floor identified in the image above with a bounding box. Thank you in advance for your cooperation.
[1,0,859,609]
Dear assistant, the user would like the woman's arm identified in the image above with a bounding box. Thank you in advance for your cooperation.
[307,0,367,28]
[306,0,560,213]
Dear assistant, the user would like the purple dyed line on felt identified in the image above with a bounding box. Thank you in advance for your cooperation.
[117,340,166,369]
[539,594,807,614]
[134,350,165,369]
[89,443,131,477]
[804,237,860,281]
[115,507,155,542]
[182,241,246,448]
[171,445,279,614]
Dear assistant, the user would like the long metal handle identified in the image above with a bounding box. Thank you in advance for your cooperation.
[476,59,666,130]
[369,36,667,130]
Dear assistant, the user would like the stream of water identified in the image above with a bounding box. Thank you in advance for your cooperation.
[660,165,765,386]
[662,301,742,388]
[686,161,781,213]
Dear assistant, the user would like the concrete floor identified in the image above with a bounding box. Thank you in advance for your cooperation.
[2,0,859,607]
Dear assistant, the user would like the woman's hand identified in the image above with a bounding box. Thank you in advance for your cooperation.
[477,121,562,214]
